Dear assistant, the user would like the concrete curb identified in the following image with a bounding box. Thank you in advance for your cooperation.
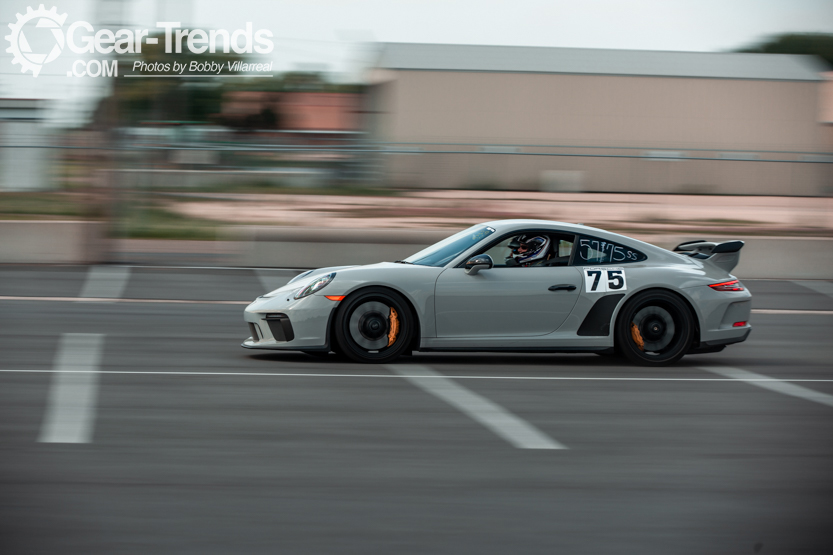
[0,221,104,264]
[233,228,833,279]
[642,235,833,280]
[227,227,453,268]
[2,222,831,279]
[223,226,453,245]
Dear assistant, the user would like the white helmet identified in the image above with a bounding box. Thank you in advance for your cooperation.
[508,235,550,266]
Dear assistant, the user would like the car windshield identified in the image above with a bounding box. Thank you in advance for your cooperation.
[403,225,496,267]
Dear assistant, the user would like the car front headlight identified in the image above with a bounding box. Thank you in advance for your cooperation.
[293,272,336,299]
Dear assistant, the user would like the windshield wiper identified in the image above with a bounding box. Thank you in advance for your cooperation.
[394,260,414,264]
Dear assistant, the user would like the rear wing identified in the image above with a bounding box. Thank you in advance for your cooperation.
[673,240,744,273]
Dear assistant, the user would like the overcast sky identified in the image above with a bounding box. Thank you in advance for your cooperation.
[2,0,832,125]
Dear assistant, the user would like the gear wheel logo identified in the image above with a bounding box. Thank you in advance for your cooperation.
[5,5,68,77]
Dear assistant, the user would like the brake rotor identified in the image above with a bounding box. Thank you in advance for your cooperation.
[348,301,390,350]
[632,306,675,352]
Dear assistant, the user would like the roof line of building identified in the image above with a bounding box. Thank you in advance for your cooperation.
[381,67,826,82]
[376,42,829,82]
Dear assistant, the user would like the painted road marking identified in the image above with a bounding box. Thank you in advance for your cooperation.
[751,309,833,315]
[79,266,131,299]
[0,295,831,315]
[256,270,293,294]
[388,364,566,449]
[121,265,310,272]
[38,334,104,443]
[2,369,833,382]
[793,280,833,301]
[700,366,833,409]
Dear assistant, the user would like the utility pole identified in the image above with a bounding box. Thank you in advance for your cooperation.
[94,0,127,263]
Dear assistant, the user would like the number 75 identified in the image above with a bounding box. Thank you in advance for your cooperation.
[584,268,627,292]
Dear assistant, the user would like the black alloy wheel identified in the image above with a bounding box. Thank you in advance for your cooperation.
[334,287,414,364]
[615,290,694,366]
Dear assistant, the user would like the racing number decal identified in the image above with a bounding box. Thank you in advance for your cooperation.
[583,267,627,293]
[607,269,625,290]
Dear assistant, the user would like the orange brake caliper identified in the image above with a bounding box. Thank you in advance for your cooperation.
[387,307,399,347]
[630,323,645,351]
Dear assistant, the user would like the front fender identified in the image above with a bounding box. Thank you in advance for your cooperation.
[315,265,445,339]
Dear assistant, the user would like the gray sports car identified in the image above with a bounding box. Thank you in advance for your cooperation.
[242,219,751,366]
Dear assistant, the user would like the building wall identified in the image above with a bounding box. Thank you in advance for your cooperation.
[221,91,361,132]
[280,92,361,132]
[368,71,832,195]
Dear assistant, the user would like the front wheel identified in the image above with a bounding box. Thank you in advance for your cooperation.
[334,287,414,364]
[615,290,694,366]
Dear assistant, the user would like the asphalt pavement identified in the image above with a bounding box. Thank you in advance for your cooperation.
[1,266,832,554]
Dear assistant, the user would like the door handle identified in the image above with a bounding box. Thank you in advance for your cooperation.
[548,284,576,291]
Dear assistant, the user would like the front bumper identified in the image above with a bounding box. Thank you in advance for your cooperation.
[242,293,337,350]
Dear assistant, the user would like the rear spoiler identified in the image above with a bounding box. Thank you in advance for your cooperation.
[673,240,744,273]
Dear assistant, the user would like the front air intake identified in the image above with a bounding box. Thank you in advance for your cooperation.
[264,314,295,342]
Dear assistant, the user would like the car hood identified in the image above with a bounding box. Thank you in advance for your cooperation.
[261,263,403,298]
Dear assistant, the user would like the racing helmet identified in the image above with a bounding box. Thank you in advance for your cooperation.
[508,235,550,265]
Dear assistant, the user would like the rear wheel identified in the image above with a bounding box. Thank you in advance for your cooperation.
[334,287,414,364]
[615,290,694,366]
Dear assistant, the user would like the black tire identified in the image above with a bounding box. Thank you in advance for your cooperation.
[615,290,694,366]
[334,287,414,364]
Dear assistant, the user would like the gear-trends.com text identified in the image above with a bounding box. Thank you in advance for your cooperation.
[5,4,274,77]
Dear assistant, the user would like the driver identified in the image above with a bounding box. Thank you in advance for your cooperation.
[505,235,551,266]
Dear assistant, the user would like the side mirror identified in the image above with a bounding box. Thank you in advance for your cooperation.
[464,254,493,275]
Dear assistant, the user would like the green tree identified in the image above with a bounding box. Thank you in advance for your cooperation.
[92,32,248,127]
[89,36,364,130]
[736,33,833,67]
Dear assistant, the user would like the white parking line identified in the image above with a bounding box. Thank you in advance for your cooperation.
[79,266,131,299]
[121,265,311,271]
[0,296,248,305]
[700,366,833,409]
[1,294,831,314]
[751,309,833,315]
[388,364,566,449]
[2,369,833,382]
[792,280,833,301]
[38,334,104,443]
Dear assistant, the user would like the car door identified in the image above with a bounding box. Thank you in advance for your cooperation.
[433,232,583,337]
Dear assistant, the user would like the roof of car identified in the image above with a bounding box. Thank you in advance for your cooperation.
[481,219,683,262]
[482,219,598,233]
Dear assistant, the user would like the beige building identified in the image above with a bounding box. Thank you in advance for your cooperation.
[366,44,833,195]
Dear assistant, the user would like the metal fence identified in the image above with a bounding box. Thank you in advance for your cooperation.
[1,134,832,195]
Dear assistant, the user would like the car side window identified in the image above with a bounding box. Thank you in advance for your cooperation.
[480,237,516,266]
[574,235,646,265]
[478,232,576,267]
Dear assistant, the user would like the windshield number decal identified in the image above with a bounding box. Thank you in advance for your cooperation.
[584,267,627,293]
